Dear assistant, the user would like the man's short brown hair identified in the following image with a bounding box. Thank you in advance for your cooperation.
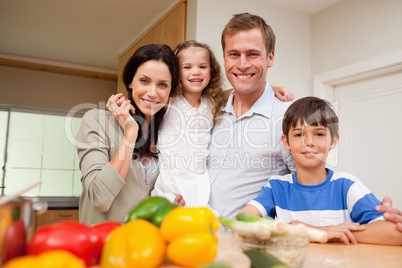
[221,13,276,55]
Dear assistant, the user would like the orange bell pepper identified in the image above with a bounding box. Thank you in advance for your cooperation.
[3,250,85,268]
[160,207,220,267]
[100,219,166,268]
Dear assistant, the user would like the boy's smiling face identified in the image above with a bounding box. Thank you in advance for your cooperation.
[282,120,339,171]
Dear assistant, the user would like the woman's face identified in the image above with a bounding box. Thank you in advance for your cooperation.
[129,60,172,122]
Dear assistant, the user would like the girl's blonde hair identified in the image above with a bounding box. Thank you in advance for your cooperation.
[172,40,225,119]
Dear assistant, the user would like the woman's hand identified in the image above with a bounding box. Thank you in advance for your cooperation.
[106,93,138,142]
[272,85,294,102]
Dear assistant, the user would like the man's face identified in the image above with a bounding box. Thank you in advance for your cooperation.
[223,28,274,96]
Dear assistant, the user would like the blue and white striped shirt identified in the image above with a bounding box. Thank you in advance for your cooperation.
[249,169,384,225]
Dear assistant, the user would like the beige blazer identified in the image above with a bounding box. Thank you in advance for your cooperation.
[75,109,157,225]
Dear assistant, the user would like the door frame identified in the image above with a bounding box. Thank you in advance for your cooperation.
[313,50,402,170]
[314,50,402,100]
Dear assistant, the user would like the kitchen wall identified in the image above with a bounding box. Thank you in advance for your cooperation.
[0,110,82,196]
[311,0,402,76]
[187,0,402,98]
[0,65,117,111]
[187,0,311,98]
[0,63,117,197]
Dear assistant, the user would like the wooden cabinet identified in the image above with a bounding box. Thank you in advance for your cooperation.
[117,0,187,94]
[35,209,79,230]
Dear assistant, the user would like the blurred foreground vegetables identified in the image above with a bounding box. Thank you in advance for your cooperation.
[220,213,328,243]
[27,220,121,267]
[3,250,85,268]
[100,219,166,268]
[124,196,179,227]
[92,221,123,244]
[4,197,221,267]
[160,207,220,267]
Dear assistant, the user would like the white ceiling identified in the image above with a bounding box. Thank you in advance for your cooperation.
[0,0,338,71]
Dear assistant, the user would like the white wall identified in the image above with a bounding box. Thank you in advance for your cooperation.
[187,0,311,98]
[311,0,402,75]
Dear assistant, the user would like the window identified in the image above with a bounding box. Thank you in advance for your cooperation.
[1,108,82,197]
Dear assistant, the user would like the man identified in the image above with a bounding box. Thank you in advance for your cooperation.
[207,13,295,219]
[207,13,402,233]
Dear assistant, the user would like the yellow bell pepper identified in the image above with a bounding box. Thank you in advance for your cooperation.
[160,207,220,267]
[167,232,218,267]
[100,219,166,268]
[3,250,85,268]
[160,207,220,242]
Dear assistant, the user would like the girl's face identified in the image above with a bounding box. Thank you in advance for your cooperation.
[179,47,211,97]
[129,60,172,122]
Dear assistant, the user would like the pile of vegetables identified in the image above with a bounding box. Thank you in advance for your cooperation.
[3,220,122,268]
[101,197,220,268]
[3,197,220,268]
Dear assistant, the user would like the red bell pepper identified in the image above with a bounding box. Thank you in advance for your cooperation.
[91,221,123,244]
[27,221,103,267]
[1,219,26,263]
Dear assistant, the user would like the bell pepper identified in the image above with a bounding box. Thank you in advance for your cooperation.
[100,219,166,268]
[3,249,85,268]
[91,221,123,244]
[124,196,178,227]
[27,221,103,267]
[160,207,220,267]
[1,218,26,263]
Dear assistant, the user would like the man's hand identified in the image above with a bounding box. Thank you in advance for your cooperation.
[376,197,402,232]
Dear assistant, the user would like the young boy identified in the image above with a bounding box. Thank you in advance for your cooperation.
[238,96,402,246]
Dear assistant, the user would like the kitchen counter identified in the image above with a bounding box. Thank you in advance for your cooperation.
[212,233,402,268]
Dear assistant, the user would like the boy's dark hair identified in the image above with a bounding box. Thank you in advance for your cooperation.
[282,97,339,141]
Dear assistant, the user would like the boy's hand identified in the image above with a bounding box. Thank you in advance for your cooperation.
[376,197,402,232]
[319,223,366,245]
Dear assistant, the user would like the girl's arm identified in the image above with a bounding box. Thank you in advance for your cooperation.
[272,85,294,101]
[352,220,402,246]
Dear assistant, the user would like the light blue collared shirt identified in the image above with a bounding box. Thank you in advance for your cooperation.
[207,83,295,219]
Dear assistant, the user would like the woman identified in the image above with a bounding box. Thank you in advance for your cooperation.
[75,44,178,225]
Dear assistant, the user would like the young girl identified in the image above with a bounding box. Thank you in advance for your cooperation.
[151,40,292,207]
[151,41,223,207]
